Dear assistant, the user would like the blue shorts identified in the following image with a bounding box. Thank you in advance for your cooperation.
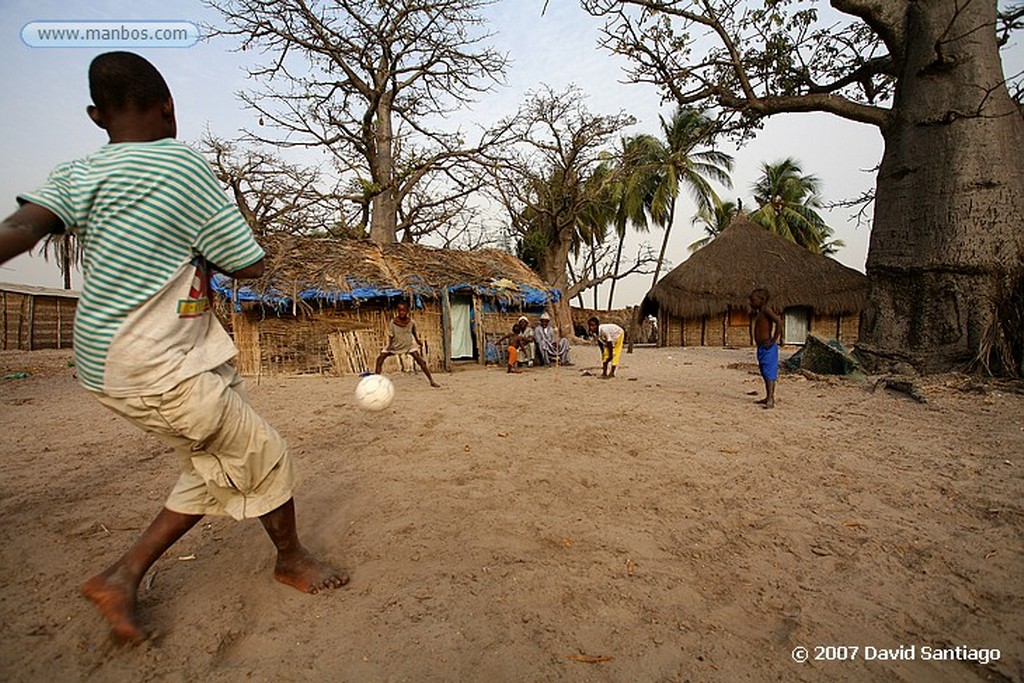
[757,343,779,381]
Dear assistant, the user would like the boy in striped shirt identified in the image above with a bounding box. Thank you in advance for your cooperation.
[0,52,347,644]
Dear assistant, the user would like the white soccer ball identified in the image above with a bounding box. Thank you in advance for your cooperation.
[355,374,395,412]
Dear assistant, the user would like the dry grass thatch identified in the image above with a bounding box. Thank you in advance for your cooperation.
[219,234,556,307]
[641,217,868,319]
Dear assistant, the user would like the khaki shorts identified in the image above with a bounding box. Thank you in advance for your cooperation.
[93,364,295,520]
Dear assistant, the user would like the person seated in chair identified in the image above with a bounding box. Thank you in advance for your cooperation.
[515,315,536,366]
[533,312,571,366]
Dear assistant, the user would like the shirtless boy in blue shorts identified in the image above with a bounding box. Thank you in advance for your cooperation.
[749,287,783,408]
[0,52,347,644]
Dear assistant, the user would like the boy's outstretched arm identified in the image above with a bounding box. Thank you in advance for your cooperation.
[209,257,265,280]
[0,204,64,265]
[224,259,265,280]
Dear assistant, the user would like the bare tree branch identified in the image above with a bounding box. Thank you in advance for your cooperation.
[583,0,895,133]
[205,0,511,243]
[566,244,657,303]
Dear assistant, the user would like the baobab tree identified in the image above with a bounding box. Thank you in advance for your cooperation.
[584,0,1024,373]
[209,0,512,244]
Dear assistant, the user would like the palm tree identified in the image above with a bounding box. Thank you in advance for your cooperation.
[645,108,734,286]
[817,224,846,256]
[604,135,659,308]
[39,233,82,290]
[575,159,618,308]
[748,158,842,254]
[602,109,735,304]
[688,197,741,252]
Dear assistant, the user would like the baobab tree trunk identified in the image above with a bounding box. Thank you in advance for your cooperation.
[859,0,1024,373]
[537,234,576,339]
[368,95,400,244]
[369,188,399,244]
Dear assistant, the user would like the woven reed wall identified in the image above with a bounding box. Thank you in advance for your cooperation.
[838,314,861,345]
[2,290,77,350]
[680,317,698,346]
[723,307,748,347]
[232,301,447,377]
[481,311,532,336]
[666,315,683,347]
[659,311,858,347]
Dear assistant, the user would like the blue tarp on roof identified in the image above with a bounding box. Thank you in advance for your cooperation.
[211,274,559,312]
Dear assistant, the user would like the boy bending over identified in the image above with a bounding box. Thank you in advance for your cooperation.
[587,316,624,379]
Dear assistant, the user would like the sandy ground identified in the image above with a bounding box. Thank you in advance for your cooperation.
[0,346,1022,683]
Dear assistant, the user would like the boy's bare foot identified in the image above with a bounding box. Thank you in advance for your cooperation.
[764,398,775,409]
[430,381,441,388]
[273,549,349,595]
[755,397,768,405]
[82,571,147,644]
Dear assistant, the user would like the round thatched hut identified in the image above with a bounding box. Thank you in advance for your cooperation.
[640,217,868,347]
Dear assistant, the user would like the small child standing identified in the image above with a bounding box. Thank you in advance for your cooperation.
[749,287,783,408]
[496,320,528,374]
[375,301,441,387]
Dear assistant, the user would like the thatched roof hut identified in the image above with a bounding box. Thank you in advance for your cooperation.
[211,235,559,376]
[216,234,555,309]
[641,217,868,347]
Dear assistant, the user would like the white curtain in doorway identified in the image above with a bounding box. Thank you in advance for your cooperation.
[450,299,474,358]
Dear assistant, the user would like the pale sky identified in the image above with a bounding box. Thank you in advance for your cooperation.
[1,0,1018,308]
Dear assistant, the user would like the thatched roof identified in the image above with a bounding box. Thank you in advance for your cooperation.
[641,217,868,318]
[212,233,558,307]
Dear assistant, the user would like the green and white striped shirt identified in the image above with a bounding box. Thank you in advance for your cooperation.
[20,138,263,396]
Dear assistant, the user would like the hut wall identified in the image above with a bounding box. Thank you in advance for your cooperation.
[682,317,701,347]
[480,310,531,337]
[231,309,262,376]
[472,297,486,365]
[2,290,77,351]
[838,314,861,345]
[235,301,446,377]
[808,312,861,346]
[812,313,836,342]
[665,315,683,347]
[706,313,727,346]
[725,325,751,347]
[657,306,863,348]
[725,307,752,347]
